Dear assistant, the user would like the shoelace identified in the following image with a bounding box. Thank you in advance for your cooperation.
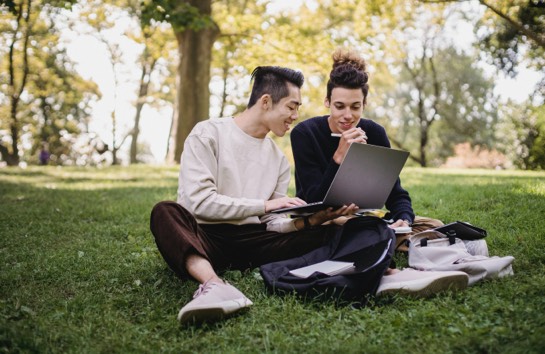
[192,281,219,299]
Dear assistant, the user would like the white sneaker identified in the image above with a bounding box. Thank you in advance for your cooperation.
[376,268,468,297]
[177,281,253,324]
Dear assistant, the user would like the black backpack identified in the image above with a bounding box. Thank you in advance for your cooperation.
[259,216,395,306]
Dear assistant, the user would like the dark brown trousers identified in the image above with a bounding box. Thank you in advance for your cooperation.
[150,201,340,279]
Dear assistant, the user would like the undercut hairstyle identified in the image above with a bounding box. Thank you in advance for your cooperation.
[247,66,304,108]
[326,49,369,106]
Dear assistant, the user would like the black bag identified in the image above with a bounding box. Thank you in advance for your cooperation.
[434,221,487,240]
[259,216,395,305]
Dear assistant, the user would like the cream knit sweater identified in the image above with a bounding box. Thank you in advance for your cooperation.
[177,117,297,233]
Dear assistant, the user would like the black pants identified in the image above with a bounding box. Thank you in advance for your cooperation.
[150,201,339,279]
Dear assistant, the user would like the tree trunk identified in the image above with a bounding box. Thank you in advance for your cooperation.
[169,0,219,164]
[111,110,118,165]
[419,123,428,168]
[165,100,177,164]
[3,0,32,166]
[417,87,428,168]
[219,44,230,118]
[130,58,154,164]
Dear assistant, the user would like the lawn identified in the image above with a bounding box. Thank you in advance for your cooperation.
[1,165,544,353]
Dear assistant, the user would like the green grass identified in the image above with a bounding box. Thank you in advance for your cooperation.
[1,165,544,353]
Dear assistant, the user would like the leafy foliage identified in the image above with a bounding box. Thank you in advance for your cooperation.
[1,0,543,170]
[477,0,545,77]
[0,0,100,165]
[140,0,215,31]
[499,102,545,170]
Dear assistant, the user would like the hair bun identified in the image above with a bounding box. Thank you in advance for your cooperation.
[331,49,367,72]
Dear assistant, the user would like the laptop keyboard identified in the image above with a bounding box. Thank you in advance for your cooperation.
[275,201,323,212]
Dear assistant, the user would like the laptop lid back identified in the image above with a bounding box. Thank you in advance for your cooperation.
[322,143,409,210]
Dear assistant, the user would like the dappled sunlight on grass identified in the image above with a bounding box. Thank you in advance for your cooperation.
[403,166,545,178]
[401,167,545,189]
[0,165,179,190]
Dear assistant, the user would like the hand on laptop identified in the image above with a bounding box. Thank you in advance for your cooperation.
[265,197,307,213]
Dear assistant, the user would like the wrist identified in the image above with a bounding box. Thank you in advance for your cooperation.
[303,215,315,229]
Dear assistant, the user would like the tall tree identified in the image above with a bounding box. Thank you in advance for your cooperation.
[210,0,270,118]
[362,4,498,167]
[115,0,176,164]
[379,45,498,167]
[0,0,32,165]
[142,0,218,164]
[75,0,134,165]
[30,26,99,165]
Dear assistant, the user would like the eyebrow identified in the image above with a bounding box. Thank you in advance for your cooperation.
[289,100,302,106]
[333,101,361,105]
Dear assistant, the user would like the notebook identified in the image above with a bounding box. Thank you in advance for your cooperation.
[289,260,356,278]
[272,143,409,215]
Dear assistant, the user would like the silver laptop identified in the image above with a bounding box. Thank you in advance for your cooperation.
[272,143,409,215]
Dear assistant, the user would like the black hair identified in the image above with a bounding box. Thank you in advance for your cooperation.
[326,49,369,106]
[247,66,304,108]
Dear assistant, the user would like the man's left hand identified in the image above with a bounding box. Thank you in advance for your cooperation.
[389,219,411,228]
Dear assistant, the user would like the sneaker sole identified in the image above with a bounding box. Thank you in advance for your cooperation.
[377,273,468,297]
[178,298,253,324]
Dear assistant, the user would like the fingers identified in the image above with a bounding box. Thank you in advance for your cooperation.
[340,128,367,144]
[349,136,367,144]
[266,197,307,212]
[314,204,358,219]
[282,197,307,207]
[389,219,407,228]
[292,197,307,205]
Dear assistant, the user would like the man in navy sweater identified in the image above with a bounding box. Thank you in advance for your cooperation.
[291,49,465,296]
[292,115,415,226]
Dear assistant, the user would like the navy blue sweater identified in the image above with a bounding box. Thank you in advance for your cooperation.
[290,115,415,223]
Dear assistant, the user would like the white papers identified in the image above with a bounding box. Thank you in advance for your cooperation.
[289,260,355,278]
[394,226,412,234]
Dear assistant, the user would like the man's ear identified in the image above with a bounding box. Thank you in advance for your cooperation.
[324,97,330,108]
[260,94,271,110]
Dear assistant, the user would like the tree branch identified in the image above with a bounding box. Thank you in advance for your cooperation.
[479,0,545,49]
[388,134,422,165]
[428,55,440,125]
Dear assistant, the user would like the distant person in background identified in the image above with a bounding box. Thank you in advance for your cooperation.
[39,142,50,165]
[290,48,444,251]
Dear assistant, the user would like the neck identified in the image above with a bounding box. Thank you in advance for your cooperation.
[234,108,269,139]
